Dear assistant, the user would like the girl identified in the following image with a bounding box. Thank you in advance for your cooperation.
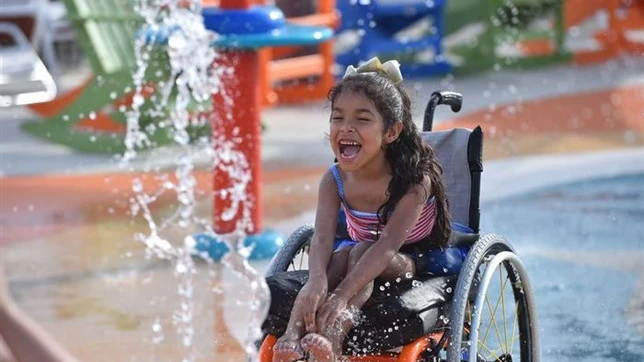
[272,58,451,362]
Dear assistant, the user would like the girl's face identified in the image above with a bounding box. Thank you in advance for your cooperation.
[330,91,401,171]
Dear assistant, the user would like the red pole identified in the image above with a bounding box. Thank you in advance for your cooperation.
[219,0,253,9]
[211,0,263,235]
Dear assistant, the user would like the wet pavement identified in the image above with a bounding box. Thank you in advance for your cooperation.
[484,173,644,361]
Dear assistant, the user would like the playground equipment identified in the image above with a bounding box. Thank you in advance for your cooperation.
[483,0,570,67]
[22,0,174,154]
[259,92,539,362]
[21,0,334,153]
[186,1,334,259]
[335,0,452,77]
[201,0,339,106]
[444,0,571,73]
[565,0,644,64]
[444,0,570,74]
[256,0,339,106]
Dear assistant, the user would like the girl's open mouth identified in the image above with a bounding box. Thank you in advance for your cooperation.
[338,140,362,160]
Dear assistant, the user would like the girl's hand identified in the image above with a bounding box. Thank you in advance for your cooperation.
[315,293,349,330]
[300,278,328,332]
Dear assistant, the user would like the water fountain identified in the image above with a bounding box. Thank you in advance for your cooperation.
[122,1,333,360]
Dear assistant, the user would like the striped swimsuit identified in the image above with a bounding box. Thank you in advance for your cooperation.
[330,164,437,244]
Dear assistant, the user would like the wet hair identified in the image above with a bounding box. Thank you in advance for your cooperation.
[328,72,451,247]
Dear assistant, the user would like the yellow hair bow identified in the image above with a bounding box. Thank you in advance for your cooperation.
[342,57,403,85]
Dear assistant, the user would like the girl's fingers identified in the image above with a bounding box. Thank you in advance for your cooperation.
[303,297,318,332]
[317,302,336,330]
[315,306,328,330]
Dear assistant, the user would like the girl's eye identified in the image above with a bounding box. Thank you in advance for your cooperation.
[331,117,342,122]
[358,118,370,122]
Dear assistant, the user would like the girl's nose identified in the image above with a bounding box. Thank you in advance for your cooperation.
[340,120,356,133]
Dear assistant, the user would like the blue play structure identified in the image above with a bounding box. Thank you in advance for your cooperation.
[336,0,451,77]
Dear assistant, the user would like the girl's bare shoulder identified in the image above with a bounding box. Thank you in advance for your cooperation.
[408,175,433,202]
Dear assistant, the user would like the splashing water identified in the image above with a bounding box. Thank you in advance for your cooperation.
[121,1,270,361]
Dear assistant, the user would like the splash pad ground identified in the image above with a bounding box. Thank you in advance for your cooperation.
[0,55,642,361]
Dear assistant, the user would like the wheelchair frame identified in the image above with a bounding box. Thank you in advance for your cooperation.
[259,92,539,362]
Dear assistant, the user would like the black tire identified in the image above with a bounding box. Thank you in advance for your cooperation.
[447,234,539,362]
[265,224,314,277]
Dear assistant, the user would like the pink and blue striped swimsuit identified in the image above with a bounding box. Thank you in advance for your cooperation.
[331,164,437,244]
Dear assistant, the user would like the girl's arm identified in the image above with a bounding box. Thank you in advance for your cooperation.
[307,169,341,284]
[299,170,341,331]
[332,182,428,301]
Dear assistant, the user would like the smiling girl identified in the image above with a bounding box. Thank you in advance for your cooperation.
[272,58,451,362]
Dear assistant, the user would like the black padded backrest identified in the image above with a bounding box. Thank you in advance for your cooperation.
[421,126,483,233]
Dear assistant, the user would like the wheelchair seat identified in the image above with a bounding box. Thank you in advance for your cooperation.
[263,270,456,353]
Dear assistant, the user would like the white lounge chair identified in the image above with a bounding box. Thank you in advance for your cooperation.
[0,22,57,107]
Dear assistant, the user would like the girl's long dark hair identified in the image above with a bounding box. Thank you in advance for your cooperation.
[329,72,452,247]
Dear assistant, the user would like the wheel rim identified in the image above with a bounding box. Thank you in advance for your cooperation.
[286,242,310,271]
[465,252,535,362]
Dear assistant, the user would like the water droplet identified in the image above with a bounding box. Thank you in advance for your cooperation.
[132,94,144,108]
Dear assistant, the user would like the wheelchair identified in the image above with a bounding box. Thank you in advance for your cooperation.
[258,92,540,362]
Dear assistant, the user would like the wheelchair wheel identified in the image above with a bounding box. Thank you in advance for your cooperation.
[265,224,314,277]
[447,234,539,362]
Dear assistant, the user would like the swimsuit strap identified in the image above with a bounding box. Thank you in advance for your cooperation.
[330,164,346,200]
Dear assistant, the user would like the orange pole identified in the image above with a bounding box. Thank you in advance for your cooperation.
[212,0,263,234]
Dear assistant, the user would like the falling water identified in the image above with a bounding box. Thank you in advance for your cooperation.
[121,1,270,361]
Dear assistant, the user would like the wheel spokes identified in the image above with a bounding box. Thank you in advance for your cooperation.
[478,262,519,361]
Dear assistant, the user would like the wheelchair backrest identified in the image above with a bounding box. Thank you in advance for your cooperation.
[421,126,483,233]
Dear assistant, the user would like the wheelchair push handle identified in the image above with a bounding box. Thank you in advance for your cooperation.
[423,91,463,132]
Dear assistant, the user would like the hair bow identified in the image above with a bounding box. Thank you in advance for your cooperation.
[342,57,403,85]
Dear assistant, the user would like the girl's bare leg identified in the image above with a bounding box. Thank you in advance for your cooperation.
[302,243,415,362]
[273,247,352,362]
